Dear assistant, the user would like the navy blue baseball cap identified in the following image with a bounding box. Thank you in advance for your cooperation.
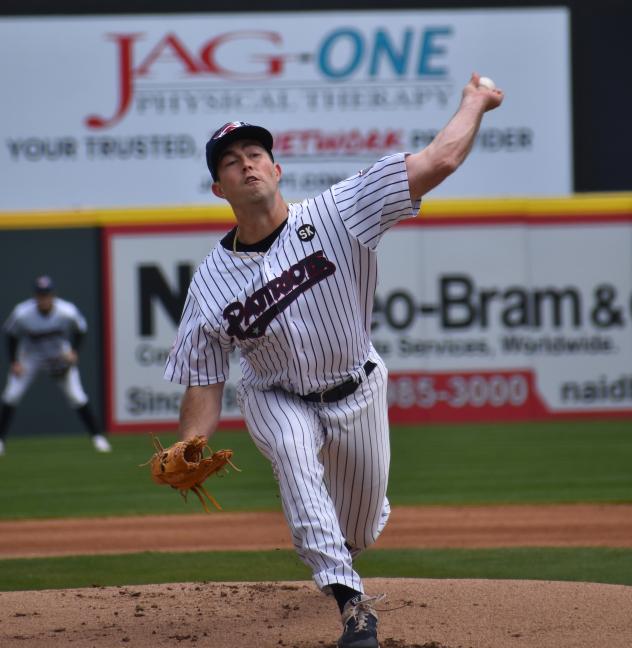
[206,121,274,181]
[34,275,54,294]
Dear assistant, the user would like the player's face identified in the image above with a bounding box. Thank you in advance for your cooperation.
[212,140,281,205]
[35,293,53,314]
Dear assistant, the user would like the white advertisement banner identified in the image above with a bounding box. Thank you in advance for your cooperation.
[378,218,632,422]
[104,212,632,431]
[104,225,242,430]
[2,8,571,212]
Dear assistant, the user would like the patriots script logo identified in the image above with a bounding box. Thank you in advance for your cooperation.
[223,251,336,340]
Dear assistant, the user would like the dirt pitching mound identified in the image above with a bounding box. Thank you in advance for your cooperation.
[2,577,632,648]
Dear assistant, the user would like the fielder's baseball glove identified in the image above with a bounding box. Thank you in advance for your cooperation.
[142,435,240,513]
[47,357,71,377]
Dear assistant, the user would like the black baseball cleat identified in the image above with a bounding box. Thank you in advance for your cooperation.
[337,594,383,648]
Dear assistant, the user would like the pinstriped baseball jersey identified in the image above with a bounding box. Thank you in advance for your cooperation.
[164,152,420,391]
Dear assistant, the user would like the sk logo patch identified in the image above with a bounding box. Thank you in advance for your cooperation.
[297,224,316,242]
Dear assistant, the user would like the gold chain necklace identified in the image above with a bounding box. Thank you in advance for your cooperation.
[232,227,239,253]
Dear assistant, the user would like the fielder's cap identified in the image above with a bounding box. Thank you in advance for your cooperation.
[206,121,274,181]
[33,275,54,294]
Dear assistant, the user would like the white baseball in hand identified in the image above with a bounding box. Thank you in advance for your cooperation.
[478,76,496,90]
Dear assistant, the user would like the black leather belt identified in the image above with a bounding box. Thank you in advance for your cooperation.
[300,360,377,403]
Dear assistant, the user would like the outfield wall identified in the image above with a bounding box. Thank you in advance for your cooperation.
[2,194,630,434]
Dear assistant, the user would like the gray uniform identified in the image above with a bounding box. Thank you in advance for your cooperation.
[2,297,89,407]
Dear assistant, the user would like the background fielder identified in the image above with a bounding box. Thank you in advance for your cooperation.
[164,74,503,647]
[0,275,111,455]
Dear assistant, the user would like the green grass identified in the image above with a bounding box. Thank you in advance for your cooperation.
[388,419,632,505]
[1,420,630,519]
[0,431,279,519]
[2,547,632,592]
[1,420,631,592]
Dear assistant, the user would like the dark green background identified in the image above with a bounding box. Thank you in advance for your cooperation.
[0,229,103,435]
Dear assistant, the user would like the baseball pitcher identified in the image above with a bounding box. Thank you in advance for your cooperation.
[164,74,503,647]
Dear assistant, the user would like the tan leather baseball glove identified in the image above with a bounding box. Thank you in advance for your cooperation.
[142,435,239,512]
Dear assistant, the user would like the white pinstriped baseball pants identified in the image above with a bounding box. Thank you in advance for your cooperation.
[237,356,391,593]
